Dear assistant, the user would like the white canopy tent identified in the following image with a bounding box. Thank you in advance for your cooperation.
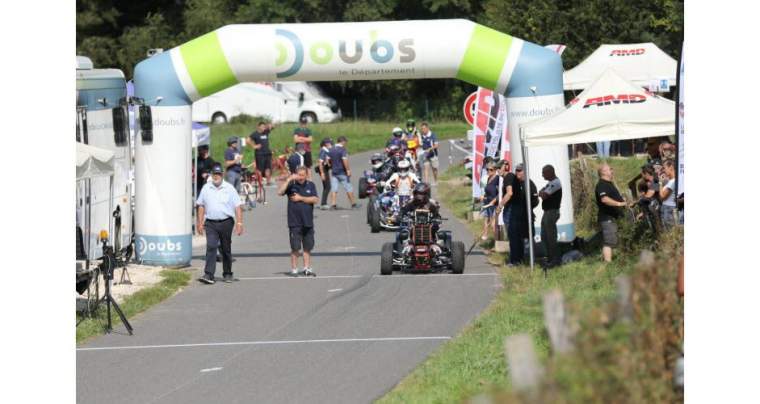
[519,68,675,270]
[563,43,677,91]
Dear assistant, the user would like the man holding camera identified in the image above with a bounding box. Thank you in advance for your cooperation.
[196,164,244,284]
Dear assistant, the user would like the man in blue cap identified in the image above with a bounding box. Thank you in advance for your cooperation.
[196,163,244,284]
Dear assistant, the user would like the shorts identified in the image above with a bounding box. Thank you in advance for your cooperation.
[600,220,618,247]
[423,153,439,169]
[289,226,315,252]
[482,205,495,218]
[330,174,353,193]
[303,151,313,168]
[255,154,272,173]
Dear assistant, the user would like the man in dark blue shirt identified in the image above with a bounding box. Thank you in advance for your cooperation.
[249,121,274,186]
[287,143,307,175]
[224,137,243,192]
[277,166,320,276]
[293,117,313,175]
[327,136,359,210]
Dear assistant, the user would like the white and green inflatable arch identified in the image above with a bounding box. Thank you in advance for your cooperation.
[133,19,573,266]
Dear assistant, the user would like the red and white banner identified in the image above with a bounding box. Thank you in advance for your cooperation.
[471,87,510,198]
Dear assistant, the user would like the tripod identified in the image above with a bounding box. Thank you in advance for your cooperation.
[98,242,133,335]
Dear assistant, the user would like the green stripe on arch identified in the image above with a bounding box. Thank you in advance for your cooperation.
[179,31,238,97]
[456,24,513,90]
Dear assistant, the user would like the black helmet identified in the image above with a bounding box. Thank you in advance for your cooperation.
[412,182,431,204]
[387,144,401,156]
[406,119,416,128]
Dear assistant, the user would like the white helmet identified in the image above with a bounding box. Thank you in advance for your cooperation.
[392,127,403,137]
[397,159,411,176]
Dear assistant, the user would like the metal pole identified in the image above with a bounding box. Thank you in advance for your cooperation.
[520,127,535,271]
[109,174,114,246]
[353,98,357,122]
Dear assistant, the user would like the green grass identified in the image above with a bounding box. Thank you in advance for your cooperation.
[76,269,192,344]
[207,119,469,165]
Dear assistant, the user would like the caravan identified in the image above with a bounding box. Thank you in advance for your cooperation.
[76,56,132,260]
[192,81,341,124]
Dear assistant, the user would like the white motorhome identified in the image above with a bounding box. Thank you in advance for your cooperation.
[76,56,132,259]
[192,81,341,124]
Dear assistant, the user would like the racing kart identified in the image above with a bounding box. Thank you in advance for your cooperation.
[367,190,406,232]
[380,209,465,275]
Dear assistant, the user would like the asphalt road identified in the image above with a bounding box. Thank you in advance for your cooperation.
[76,138,495,404]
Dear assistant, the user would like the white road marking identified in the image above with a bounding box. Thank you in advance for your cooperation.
[340,215,350,218]
[236,273,497,281]
[327,288,343,293]
[77,336,452,352]
[200,367,223,373]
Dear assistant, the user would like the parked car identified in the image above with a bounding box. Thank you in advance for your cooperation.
[192,81,341,124]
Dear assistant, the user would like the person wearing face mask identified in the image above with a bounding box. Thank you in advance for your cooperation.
[385,159,420,207]
[196,164,244,284]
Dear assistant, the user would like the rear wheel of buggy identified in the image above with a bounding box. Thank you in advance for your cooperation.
[451,241,465,274]
[358,178,368,199]
[380,242,394,275]
[370,205,382,233]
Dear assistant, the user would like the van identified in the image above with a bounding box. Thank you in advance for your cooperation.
[192,81,341,124]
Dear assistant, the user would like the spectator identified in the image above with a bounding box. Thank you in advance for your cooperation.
[196,164,244,284]
[507,163,538,266]
[277,165,320,276]
[317,138,333,210]
[539,164,562,268]
[498,160,515,234]
[224,137,244,192]
[595,163,627,262]
[596,141,611,159]
[195,145,215,197]
[249,121,274,186]
[287,143,306,175]
[659,159,678,229]
[419,122,439,184]
[328,136,359,210]
[293,117,313,177]
[479,162,500,241]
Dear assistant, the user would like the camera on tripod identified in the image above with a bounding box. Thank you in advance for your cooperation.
[96,230,133,335]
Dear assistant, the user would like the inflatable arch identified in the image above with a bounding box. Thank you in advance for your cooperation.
[133,19,574,266]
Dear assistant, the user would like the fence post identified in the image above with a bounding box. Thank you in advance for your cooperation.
[615,275,633,323]
[504,333,544,391]
[543,289,575,354]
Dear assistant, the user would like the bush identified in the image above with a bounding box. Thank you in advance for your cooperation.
[228,114,270,125]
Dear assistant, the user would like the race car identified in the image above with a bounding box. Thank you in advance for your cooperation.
[380,208,465,275]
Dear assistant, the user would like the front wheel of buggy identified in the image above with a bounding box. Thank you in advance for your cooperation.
[358,178,368,199]
[451,241,465,274]
[370,206,382,233]
[381,242,394,275]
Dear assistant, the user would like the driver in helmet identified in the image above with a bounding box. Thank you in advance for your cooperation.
[385,159,420,206]
[385,127,406,152]
[400,182,440,219]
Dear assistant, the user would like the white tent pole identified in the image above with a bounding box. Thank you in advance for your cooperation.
[520,127,535,271]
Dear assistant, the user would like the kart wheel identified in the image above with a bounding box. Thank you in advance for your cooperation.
[358,178,368,199]
[381,242,394,275]
[366,197,376,223]
[451,241,465,274]
[370,206,382,233]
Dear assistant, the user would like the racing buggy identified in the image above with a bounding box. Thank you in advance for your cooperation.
[367,189,407,232]
[380,209,465,275]
[358,169,380,200]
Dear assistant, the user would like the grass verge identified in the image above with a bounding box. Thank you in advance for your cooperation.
[208,119,469,164]
[379,160,682,403]
[76,269,192,344]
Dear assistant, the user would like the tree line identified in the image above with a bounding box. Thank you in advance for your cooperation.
[77,0,683,120]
